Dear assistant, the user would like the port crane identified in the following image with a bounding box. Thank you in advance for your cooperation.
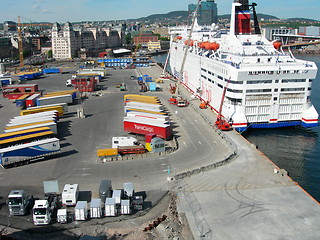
[169,0,202,107]
[215,78,231,131]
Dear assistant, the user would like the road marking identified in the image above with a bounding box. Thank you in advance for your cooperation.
[183,141,187,147]
[195,120,198,123]
[82,173,91,176]
[198,141,202,144]
[159,157,166,160]
[82,168,91,170]
[82,160,91,163]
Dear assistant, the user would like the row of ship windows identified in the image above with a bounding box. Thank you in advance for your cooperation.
[201,75,309,85]
[248,70,308,75]
[214,84,310,93]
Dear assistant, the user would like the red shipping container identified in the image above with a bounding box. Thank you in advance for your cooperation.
[124,119,172,140]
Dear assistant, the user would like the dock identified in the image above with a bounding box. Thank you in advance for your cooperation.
[139,65,320,239]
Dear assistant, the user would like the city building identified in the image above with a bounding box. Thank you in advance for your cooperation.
[188,0,218,26]
[133,34,158,46]
[51,22,125,59]
[299,26,320,36]
[3,21,17,32]
[147,41,161,51]
[262,27,297,41]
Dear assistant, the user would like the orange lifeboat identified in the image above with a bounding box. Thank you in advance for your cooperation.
[177,36,182,40]
[205,42,220,51]
[198,42,206,48]
[273,41,282,50]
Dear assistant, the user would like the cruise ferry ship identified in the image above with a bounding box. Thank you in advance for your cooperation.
[169,0,318,131]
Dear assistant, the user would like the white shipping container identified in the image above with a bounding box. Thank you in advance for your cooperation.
[62,184,79,206]
[123,116,171,128]
[90,199,103,218]
[126,111,170,122]
[57,209,67,223]
[75,201,88,221]
[125,101,164,111]
[112,190,122,205]
[4,122,57,134]
[8,117,56,126]
[105,198,117,217]
[28,103,68,113]
[11,111,58,120]
[38,94,73,106]
[121,200,131,215]
[124,106,164,114]
[123,182,134,198]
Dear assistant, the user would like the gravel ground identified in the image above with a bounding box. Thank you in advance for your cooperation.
[1,192,194,240]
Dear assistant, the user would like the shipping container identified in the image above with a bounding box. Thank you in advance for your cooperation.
[90,199,103,218]
[15,94,30,109]
[0,127,51,141]
[120,200,131,215]
[28,103,68,113]
[123,117,172,140]
[6,92,42,100]
[105,198,117,217]
[123,182,135,199]
[37,94,73,106]
[45,90,78,100]
[26,94,41,107]
[74,201,88,221]
[57,209,67,224]
[97,148,118,158]
[125,102,164,112]
[12,110,58,121]
[5,120,55,130]
[2,84,39,93]
[112,190,122,205]
[99,180,112,203]
[7,117,56,127]
[4,122,57,135]
[42,68,61,74]
[126,111,170,122]
[20,105,64,116]
[124,107,167,115]
[62,184,79,206]
[124,94,159,102]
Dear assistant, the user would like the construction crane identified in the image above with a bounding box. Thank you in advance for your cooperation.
[17,16,24,68]
[169,0,202,107]
[215,78,231,131]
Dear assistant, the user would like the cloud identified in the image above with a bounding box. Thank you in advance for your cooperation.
[32,5,40,9]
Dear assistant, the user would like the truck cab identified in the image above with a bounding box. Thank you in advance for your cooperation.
[33,200,52,225]
[7,190,33,216]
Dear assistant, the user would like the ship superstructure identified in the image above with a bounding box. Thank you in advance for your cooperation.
[169,0,318,131]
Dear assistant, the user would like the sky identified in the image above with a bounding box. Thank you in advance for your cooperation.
[1,0,320,23]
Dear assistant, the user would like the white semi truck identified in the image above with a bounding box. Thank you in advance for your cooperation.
[7,190,34,216]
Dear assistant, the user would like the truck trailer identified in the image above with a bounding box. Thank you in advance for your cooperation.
[37,94,73,106]
[28,103,68,113]
[0,138,60,168]
[123,117,172,140]
[61,184,79,206]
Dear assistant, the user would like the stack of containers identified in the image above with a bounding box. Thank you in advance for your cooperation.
[123,94,173,141]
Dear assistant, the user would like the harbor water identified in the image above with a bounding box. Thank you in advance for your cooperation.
[153,53,320,202]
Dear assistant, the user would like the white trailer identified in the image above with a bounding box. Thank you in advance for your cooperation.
[57,208,67,223]
[4,122,57,135]
[28,103,68,113]
[105,198,117,217]
[126,111,170,122]
[90,199,103,218]
[61,184,79,206]
[11,110,58,120]
[125,101,164,112]
[8,117,56,126]
[37,94,73,106]
[75,201,88,221]
[121,200,131,215]
[112,190,122,205]
[112,136,138,149]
